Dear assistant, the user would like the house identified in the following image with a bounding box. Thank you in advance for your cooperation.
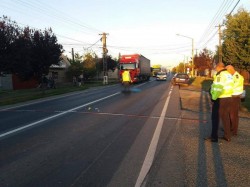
[48,55,71,84]
[0,55,70,90]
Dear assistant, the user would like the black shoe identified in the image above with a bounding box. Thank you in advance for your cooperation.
[219,137,231,142]
[204,137,218,142]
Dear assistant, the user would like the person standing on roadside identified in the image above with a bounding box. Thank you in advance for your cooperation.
[226,65,244,136]
[205,62,234,142]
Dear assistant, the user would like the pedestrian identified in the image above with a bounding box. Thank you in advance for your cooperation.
[226,65,244,136]
[122,68,132,92]
[205,62,234,142]
[73,76,77,86]
[78,76,82,87]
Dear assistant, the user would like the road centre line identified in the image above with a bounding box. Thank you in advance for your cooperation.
[0,81,152,139]
[0,92,120,139]
[135,86,173,187]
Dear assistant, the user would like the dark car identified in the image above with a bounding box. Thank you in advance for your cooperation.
[171,73,190,85]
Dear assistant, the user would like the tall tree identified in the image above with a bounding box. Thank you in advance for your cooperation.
[0,16,21,73]
[31,28,63,79]
[82,52,97,79]
[194,48,213,76]
[222,8,250,72]
[10,27,33,79]
[0,16,63,80]
[97,55,118,73]
[66,53,84,79]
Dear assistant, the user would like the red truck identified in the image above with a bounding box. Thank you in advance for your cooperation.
[119,54,151,83]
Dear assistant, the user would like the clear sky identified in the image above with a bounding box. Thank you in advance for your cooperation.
[1,0,249,69]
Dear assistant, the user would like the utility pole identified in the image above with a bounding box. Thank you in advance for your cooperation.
[71,48,75,63]
[217,24,223,64]
[191,38,194,77]
[176,34,194,77]
[99,32,109,84]
[183,55,186,73]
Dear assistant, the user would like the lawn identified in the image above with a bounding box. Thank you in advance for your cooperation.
[0,80,119,106]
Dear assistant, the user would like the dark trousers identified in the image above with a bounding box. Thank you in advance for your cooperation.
[122,81,130,91]
[230,96,241,135]
[211,99,220,140]
[219,97,232,140]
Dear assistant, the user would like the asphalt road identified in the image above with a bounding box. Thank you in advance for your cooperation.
[0,77,183,187]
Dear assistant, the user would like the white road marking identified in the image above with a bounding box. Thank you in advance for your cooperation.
[0,92,120,139]
[135,86,173,187]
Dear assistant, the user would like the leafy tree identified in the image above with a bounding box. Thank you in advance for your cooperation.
[176,62,185,73]
[31,28,63,79]
[0,16,21,73]
[82,52,97,79]
[10,27,34,80]
[66,53,84,79]
[0,16,63,80]
[97,55,118,73]
[194,48,213,76]
[222,8,250,72]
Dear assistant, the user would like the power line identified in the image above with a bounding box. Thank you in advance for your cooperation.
[228,0,241,15]
[1,0,102,40]
[198,0,237,50]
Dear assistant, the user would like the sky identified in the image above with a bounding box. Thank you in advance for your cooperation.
[1,0,250,69]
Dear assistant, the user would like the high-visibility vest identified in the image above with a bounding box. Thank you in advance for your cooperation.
[232,71,244,96]
[122,70,131,82]
[210,69,233,100]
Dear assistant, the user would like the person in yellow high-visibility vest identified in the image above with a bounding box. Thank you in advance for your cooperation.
[122,69,132,92]
[226,65,244,136]
[205,62,234,142]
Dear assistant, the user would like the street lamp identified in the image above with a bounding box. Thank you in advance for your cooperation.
[176,34,194,77]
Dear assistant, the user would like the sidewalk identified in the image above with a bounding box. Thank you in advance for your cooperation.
[179,86,250,187]
[145,85,250,187]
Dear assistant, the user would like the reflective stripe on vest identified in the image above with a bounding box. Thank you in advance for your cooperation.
[232,71,244,96]
[211,70,233,99]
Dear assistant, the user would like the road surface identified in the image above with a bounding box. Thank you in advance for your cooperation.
[0,77,184,187]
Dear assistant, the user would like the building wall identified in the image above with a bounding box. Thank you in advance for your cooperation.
[12,74,38,90]
[48,69,69,84]
[0,74,13,90]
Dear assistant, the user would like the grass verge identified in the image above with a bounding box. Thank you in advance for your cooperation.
[0,80,119,106]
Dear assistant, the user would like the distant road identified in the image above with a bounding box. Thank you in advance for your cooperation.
[0,77,183,187]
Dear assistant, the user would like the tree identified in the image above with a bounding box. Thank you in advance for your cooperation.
[194,48,213,76]
[222,8,250,72]
[97,55,118,73]
[0,16,63,80]
[66,53,84,79]
[0,16,21,73]
[10,27,33,80]
[31,28,63,79]
[176,62,185,73]
[82,52,97,79]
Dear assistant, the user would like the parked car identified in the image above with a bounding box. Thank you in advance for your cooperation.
[156,72,167,81]
[171,73,190,85]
